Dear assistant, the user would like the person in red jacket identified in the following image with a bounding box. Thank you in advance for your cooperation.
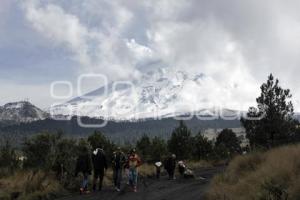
[127,148,141,192]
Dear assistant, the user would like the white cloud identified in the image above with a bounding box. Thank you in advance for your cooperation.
[1,0,300,110]
[23,1,92,67]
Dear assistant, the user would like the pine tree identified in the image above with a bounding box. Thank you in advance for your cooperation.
[215,129,241,156]
[150,136,168,161]
[168,121,193,160]
[136,135,152,161]
[241,74,296,148]
[192,133,213,160]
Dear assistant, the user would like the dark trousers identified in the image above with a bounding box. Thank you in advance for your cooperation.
[93,170,104,191]
[156,168,161,179]
[167,169,175,179]
[113,168,122,189]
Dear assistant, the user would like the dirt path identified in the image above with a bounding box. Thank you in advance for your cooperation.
[57,167,224,200]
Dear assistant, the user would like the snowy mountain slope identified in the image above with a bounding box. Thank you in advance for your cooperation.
[0,101,48,123]
[50,69,241,120]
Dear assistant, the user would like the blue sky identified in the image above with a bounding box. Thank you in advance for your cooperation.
[1,0,300,110]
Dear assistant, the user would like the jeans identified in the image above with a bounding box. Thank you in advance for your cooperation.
[129,168,138,187]
[82,173,89,190]
[113,168,122,189]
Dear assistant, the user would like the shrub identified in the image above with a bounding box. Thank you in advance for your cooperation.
[22,133,62,170]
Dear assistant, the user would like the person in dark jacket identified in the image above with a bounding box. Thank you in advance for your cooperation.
[75,146,92,194]
[112,147,126,192]
[92,148,107,191]
[164,154,176,180]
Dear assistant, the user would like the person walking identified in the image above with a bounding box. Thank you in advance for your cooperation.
[124,151,131,185]
[112,147,126,192]
[75,146,92,194]
[92,147,107,192]
[164,154,176,180]
[128,148,141,192]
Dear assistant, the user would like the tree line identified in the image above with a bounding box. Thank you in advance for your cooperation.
[0,123,242,177]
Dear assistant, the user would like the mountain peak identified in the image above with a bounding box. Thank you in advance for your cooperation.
[0,101,48,123]
[51,69,210,120]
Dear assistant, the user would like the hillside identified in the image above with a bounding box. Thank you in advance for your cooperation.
[0,101,48,124]
[0,116,241,142]
[206,144,300,200]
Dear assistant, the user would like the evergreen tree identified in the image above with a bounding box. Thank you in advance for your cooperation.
[168,120,193,160]
[192,133,213,160]
[88,131,115,150]
[241,74,296,148]
[136,135,152,162]
[215,129,241,156]
[150,136,168,161]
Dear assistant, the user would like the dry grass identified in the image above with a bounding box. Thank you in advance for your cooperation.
[0,170,66,200]
[186,160,213,170]
[138,164,157,177]
[206,144,300,200]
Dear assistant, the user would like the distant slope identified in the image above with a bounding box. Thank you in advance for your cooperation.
[0,101,48,124]
[0,116,241,142]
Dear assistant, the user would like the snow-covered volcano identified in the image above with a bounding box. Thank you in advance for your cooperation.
[0,101,48,123]
[50,69,239,120]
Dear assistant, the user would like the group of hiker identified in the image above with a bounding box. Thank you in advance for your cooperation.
[75,146,193,194]
[75,146,141,194]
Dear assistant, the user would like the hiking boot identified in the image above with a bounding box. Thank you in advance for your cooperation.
[79,188,84,195]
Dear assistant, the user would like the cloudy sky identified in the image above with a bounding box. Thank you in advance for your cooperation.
[1,0,300,110]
